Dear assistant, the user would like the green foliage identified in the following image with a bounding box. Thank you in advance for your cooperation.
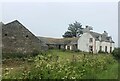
[112,48,120,60]
[98,50,106,54]
[2,53,28,59]
[2,50,118,79]
[62,31,73,38]
[2,50,40,59]
[63,21,83,38]
[73,49,82,52]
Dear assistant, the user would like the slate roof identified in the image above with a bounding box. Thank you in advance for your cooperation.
[38,31,114,45]
[37,36,79,45]
[90,31,114,43]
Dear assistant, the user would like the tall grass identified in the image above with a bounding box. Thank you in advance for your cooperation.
[2,49,118,79]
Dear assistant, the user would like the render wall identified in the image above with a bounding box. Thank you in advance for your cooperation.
[78,33,96,53]
[78,32,115,53]
[96,41,115,53]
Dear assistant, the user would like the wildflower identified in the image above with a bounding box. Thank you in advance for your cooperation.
[5,72,9,75]
[58,70,61,73]
[5,68,9,70]
[71,77,76,79]
[62,77,64,79]
[5,68,9,73]
[64,76,67,78]
[83,69,85,72]
[73,70,75,73]
[11,68,13,70]
[46,64,51,67]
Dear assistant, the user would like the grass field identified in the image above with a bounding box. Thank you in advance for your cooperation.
[2,49,118,79]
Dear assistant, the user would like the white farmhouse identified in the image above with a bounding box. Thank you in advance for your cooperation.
[78,28,115,53]
[38,26,115,53]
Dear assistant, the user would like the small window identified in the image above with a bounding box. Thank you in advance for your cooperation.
[89,38,93,43]
[67,46,70,50]
[5,34,7,36]
[26,35,28,38]
[89,46,93,52]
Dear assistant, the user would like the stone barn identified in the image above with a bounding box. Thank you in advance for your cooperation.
[2,20,48,54]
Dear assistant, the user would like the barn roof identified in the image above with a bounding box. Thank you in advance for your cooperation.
[37,36,79,45]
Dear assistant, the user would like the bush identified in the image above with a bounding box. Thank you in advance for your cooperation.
[61,49,66,52]
[2,50,40,59]
[2,53,27,59]
[112,48,120,60]
[98,50,106,54]
[74,49,82,52]
[32,50,39,57]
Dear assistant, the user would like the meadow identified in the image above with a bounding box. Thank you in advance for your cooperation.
[2,49,118,79]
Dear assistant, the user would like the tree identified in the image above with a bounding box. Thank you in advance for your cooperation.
[112,48,120,61]
[62,31,73,38]
[63,21,83,38]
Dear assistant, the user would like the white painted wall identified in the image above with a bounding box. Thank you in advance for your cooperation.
[78,33,115,53]
[95,41,115,53]
[78,33,95,53]
[65,45,72,50]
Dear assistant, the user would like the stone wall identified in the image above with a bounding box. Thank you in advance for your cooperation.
[2,20,48,54]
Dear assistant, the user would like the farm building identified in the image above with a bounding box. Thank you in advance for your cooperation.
[2,20,48,54]
[38,26,115,53]
[78,31,115,53]
[38,37,79,50]
[2,20,115,54]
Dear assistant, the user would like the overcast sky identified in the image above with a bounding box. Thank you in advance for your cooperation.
[1,1,118,47]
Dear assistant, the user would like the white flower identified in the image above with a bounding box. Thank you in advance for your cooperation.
[71,77,76,79]
[11,68,13,70]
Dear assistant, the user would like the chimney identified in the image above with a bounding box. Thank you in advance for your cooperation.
[86,25,88,28]
[102,31,108,37]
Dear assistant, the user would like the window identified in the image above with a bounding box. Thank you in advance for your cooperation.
[89,46,93,52]
[110,47,112,53]
[75,44,77,49]
[105,46,107,53]
[26,35,28,38]
[89,38,93,43]
[5,34,7,36]
[100,46,102,51]
[67,46,70,50]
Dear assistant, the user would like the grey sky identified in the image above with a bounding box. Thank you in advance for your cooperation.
[2,2,118,47]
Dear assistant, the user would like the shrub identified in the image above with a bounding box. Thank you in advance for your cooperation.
[32,50,39,57]
[112,48,120,60]
[98,50,106,54]
[61,49,66,52]
[2,50,40,59]
[2,53,27,59]
[74,49,82,52]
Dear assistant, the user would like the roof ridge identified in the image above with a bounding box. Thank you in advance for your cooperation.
[4,20,20,26]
